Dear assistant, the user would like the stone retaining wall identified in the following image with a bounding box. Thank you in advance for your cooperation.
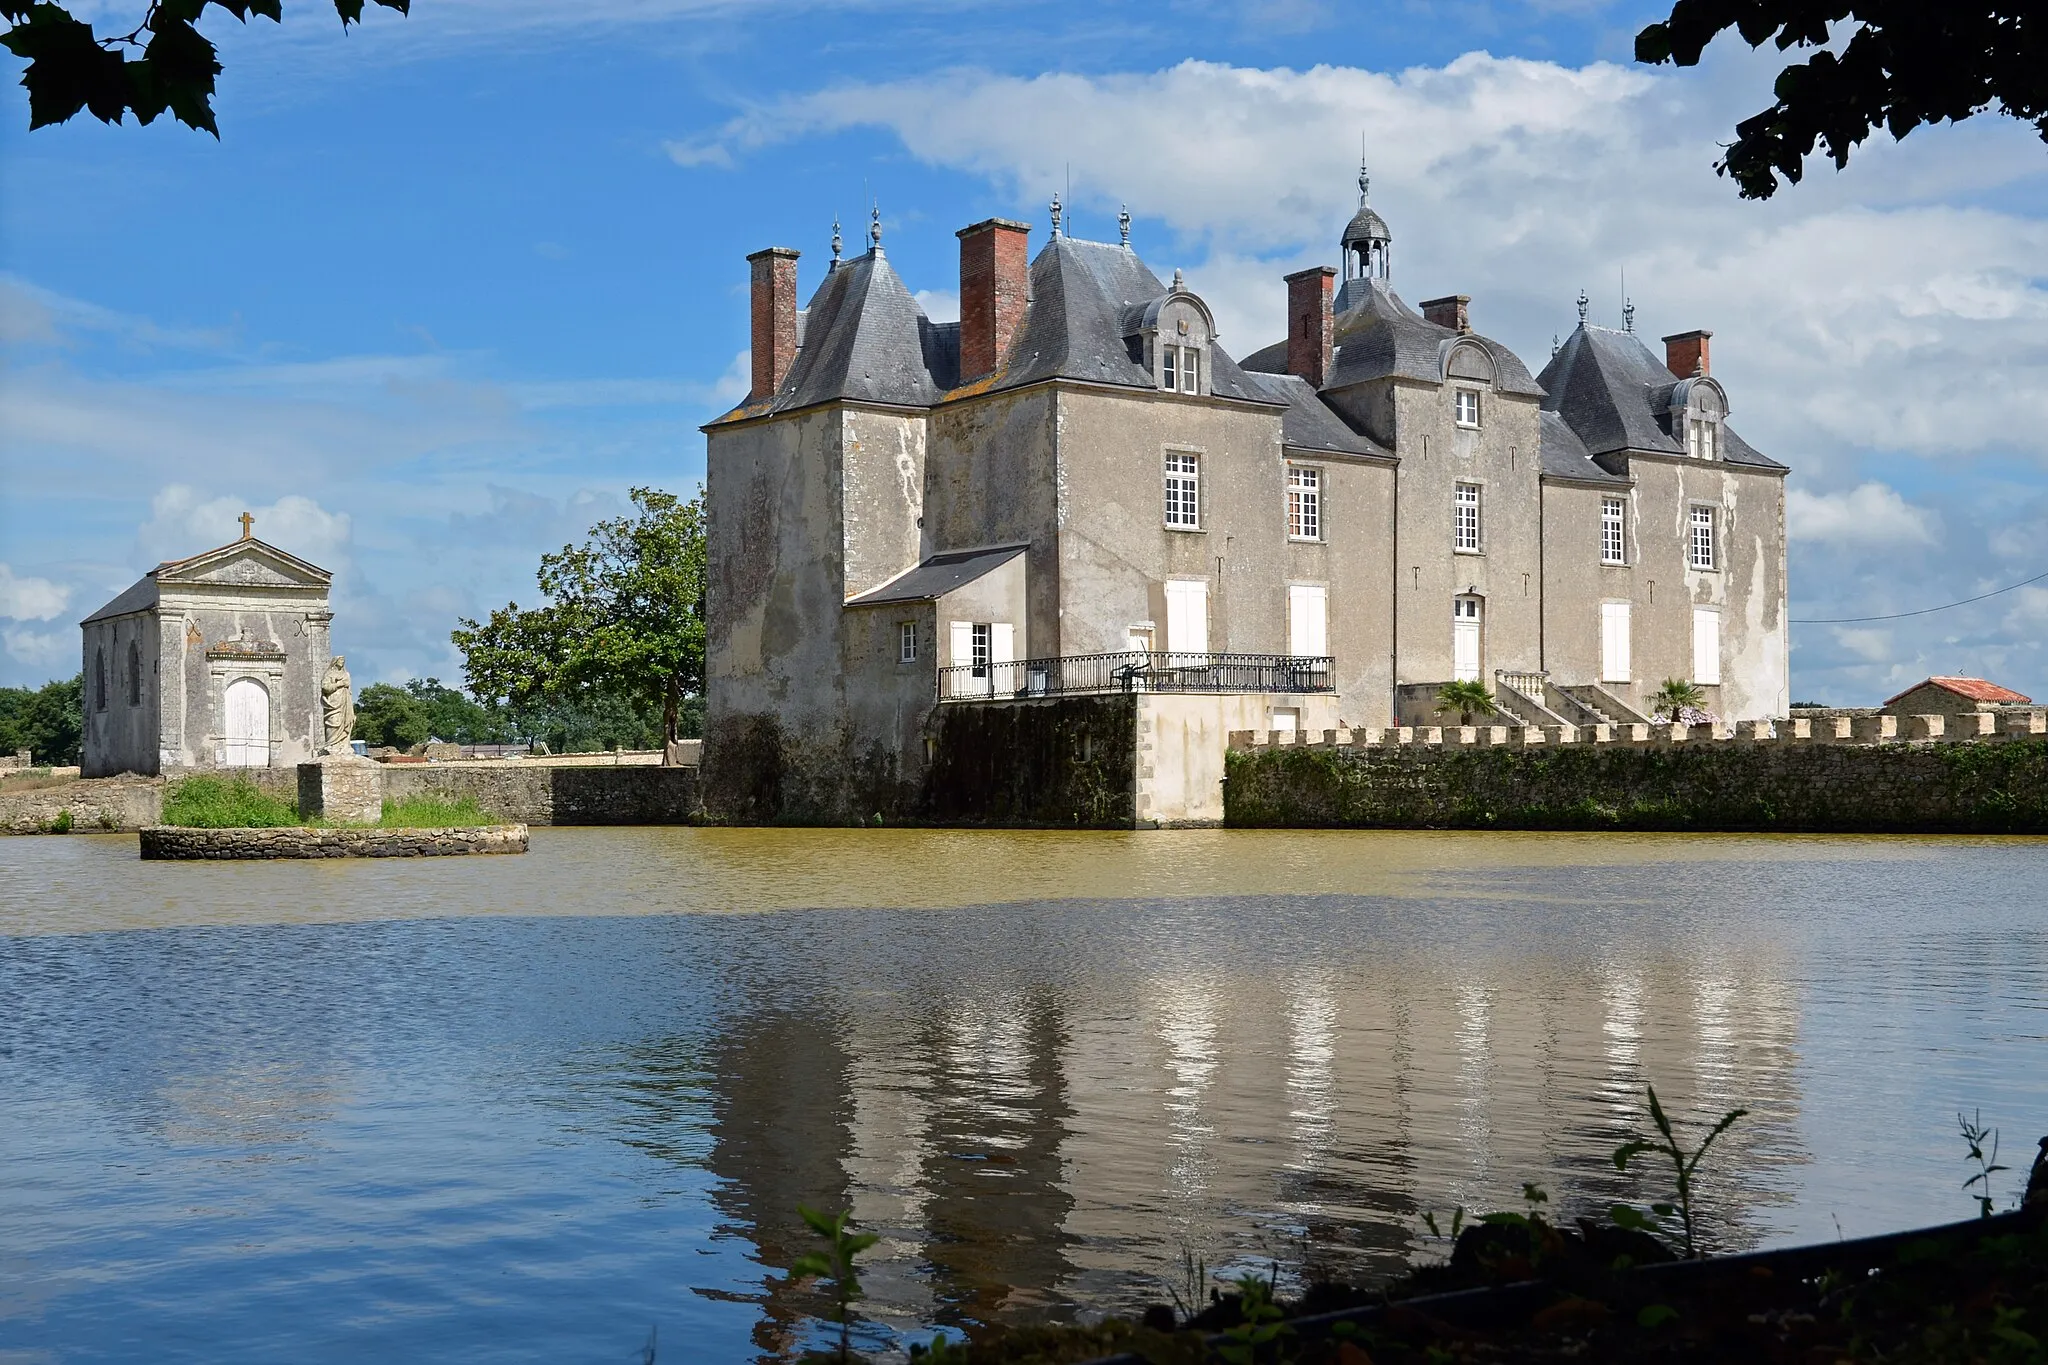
[140,824,529,859]
[922,695,1139,827]
[1225,716,2048,833]
[1,778,163,835]
[380,763,700,825]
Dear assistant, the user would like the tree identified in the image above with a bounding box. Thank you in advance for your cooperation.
[1435,679,1497,727]
[0,673,84,765]
[453,487,707,753]
[1637,2,2048,199]
[2,0,408,135]
[1651,677,1707,722]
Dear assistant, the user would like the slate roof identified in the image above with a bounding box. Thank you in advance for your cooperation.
[731,249,957,419]
[1537,324,1785,470]
[1538,409,1627,485]
[1241,278,1543,398]
[81,574,159,624]
[1241,372,1387,458]
[1884,676,2033,706]
[845,544,1028,606]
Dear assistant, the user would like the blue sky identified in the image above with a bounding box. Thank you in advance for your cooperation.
[3,0,2045,704]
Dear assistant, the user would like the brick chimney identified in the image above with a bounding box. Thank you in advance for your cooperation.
[957,218,1031,382]
[1663,329,1712,378]
[747,246,800,401]
[1421,294,1471,334]
[1284,265,1336,388]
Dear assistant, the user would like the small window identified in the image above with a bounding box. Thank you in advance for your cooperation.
[1689,505,1717,570]
[1165,452,1200,529]
[1287,466,1321,541]
[1454,482,1482,552]
[970,622,991,678]
[1689,418,1718,460]
[899,622,918,664]
[1180,346,1198,395]
[1601,497,1626,565]
[127,639,142,707]
[1160,344,1179,391]
[94,647,107,712]
[1455,388,1481,427]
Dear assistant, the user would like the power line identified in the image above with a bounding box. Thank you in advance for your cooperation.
[1793,569,2048,624]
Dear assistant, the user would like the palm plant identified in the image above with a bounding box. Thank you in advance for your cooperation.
[1435,680,1497,727]
[1651,678,1705,722]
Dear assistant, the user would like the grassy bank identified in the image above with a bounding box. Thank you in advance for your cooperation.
[160,776,497,829]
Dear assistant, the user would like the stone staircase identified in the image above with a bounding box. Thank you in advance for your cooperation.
[1553,682,1651,727]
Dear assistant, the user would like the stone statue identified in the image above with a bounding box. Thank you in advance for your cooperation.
[320,655,355,756]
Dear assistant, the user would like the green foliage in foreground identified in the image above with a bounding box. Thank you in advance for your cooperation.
[378,794,490,828]
[161,774,300,827]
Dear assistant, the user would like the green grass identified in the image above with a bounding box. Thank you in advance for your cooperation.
[378,794,492,828]
[161,775,301,828]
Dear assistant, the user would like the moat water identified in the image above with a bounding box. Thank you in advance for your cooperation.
[3,828,2045,1363]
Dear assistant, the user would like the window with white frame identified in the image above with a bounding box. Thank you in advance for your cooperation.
[1287,466,1321,541]
[1161,344,1180,391]
[1688,419,1718,461]
[1164,452,1200,528]
[1454,482,1482,552]
[1180,346,1198,394]
[1689,504,1717,570]
[1601,497,1626,564]
[899,621,918,664]
[970,622,991,678]
[1455,388,1482,428]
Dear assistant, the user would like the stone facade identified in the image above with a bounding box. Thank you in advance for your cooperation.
[80,524,335,778]
[704,170,1789,823]
[140,824,528,859]
[1223,714,2048,832]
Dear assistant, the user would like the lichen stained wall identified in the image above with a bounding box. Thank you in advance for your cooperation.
[923,387,1061,652]
[80,612,160,777]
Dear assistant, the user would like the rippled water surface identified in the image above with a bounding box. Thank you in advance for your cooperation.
[3,828,2045,1363]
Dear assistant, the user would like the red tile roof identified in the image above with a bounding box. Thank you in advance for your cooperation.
[1885,676,2033,706]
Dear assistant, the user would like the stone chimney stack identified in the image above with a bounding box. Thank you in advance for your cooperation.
[747,247,801,402]
[1284,266,1336,388]
[1421,294,1471,334]
[957,218,1031,383]
[1663,329,1712,378]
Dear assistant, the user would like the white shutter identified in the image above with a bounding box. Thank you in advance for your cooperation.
[1601,602,1631,683]
[950,621,974,667]
[1692,608,1721,686]
[990,623,1014,664]
[1288,584,1327,657]
[1165,580,1208,656]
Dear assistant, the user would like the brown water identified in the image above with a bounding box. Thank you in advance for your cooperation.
[3,828,2045,1362]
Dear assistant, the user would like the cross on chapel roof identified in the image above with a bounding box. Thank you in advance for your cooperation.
[239,512,254,540]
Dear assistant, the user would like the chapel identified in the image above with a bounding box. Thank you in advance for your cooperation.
[79,515,336,777]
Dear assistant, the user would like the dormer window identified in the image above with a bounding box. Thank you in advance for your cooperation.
[1160,344,1200,394]
[1688,419,1717,460]
[1455,388,1481,428]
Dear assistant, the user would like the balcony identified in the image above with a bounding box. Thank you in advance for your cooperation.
[938,651,1335,702]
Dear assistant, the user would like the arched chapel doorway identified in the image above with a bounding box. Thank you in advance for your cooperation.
[223,677,270,767]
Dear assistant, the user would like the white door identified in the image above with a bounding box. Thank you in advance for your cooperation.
[1287,584,1328,657]
[949,621,986,697]
[1691,608,1721,686]
[223,677,270,767]
[1601,602,1632,683]
[1164,580,1209,660]
[1452,597,1482,682]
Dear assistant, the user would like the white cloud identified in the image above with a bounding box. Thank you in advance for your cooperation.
[3,627,71,672]
[2004,586,2048,635]
[1786,483,1940,551]
[1832,627,1896,663]
[140,486,354,573]
[913,289,960,324]
[0,564,71,622]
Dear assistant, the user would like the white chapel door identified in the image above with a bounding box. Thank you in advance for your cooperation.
[1451,596,1483,682]
[223,677,270,767]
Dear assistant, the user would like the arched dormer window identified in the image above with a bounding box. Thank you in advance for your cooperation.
[1130,274,1216,398]
[1444,339,1496,429]
[1669,377,1728,460]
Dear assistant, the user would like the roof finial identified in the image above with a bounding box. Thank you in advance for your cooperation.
[1551,333,1560,357]
[1049,191,1062,239]
[869,203,882,251]
[830,216,842,270]
[1171,266,1184,292]
[238,511,254,541]
[1358,130,1370,203]
[1576,289,1589,325]
[1118,203,1131,247]
[1623,297,1636,334]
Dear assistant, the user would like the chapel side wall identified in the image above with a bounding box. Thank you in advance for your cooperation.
[923,387,1060,650]
[1539,481,1635,691]
[81,613,160,777]
[1626,457,1787,720]
[702,408,854,821]
[1386,380,1545,690]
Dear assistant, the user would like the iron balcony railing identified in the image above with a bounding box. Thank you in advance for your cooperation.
[937,651,1335,702]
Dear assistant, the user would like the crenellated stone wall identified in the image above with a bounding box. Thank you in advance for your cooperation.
[1224,712,2048,832]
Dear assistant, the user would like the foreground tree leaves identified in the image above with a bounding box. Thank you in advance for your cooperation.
[1,0,408,133]
[1637,1,2048,198]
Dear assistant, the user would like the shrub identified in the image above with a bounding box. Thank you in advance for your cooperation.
[379,794,491,828]
[161,775,301,828]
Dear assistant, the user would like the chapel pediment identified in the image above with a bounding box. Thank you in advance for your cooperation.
[156,537,333,590]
